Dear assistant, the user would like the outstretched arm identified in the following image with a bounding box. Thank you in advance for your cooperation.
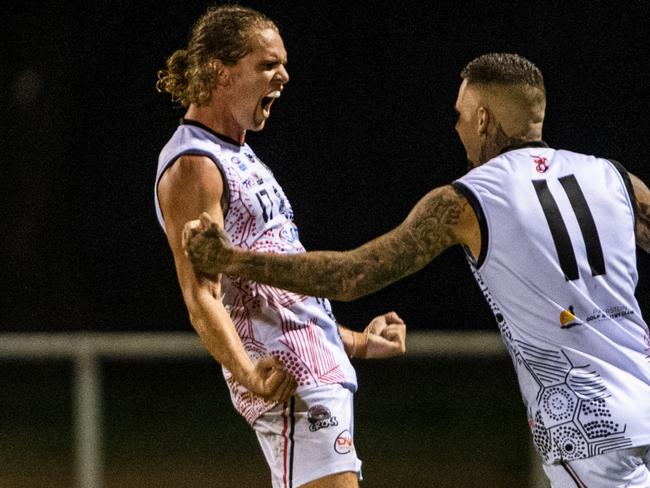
[184,184,479,301]
[630,172,650,253]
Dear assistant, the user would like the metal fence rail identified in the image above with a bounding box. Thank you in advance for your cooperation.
[0,331,546,487]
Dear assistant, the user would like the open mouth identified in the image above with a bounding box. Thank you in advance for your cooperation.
[261,90,281,114]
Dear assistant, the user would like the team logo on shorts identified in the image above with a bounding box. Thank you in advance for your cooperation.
[334,430,354,454]
[307,405,338,432]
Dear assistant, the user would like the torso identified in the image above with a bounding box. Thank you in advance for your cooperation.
[155,121,358,424]
[456,144,650,463]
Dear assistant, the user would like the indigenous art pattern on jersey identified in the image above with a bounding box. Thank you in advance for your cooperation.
[456,145,650,463]
[468,259,631,462]
[155,123,356,424]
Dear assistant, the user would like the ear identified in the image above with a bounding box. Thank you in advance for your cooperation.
[476,106,489,135]
[210,59,229,86]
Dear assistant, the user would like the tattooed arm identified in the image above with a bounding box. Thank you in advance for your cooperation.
[183,184,480,301]
[630,172,650,253]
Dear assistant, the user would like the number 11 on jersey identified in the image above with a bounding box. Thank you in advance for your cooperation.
[533,175,606,281]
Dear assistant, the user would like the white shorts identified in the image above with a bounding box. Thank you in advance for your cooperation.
[543,445,650,487]
[253,384,362,488]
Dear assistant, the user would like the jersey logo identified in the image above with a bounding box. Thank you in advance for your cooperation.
[560,306,583,328]
[279,222,300,243]
[532,155,549,173]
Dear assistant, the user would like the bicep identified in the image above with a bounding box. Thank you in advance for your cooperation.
[630,172,650,253]
[158,155,226,296]
[384,184,475,264]
[354,185,474,277]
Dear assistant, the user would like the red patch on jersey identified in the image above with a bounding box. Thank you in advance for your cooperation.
[532,155,549,173]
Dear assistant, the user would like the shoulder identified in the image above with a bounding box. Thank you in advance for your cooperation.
[158,154,225,203]
[159,123,230,165]
[167,154,221,178]
[412,184,475,229]
[629,172,650,204]
[163,153,221,181]
[453,161,504,197]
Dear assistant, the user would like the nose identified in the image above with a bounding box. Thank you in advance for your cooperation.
[278,65,289,84]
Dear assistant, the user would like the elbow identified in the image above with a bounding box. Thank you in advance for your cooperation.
[337,289,363,302]
[183,290,209,328]
[185,301,203,329]
[333,291,356,302]
[185,302,214,339]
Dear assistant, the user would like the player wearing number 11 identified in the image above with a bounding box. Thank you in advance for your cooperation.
[185,53,650,487]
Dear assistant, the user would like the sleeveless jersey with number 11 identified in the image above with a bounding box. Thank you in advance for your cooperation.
[455,142,650,463]
[155,120,357,424]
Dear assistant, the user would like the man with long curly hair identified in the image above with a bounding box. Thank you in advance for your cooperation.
[154,5,406,487]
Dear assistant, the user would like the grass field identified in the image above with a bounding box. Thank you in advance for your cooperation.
[0,356,533,487]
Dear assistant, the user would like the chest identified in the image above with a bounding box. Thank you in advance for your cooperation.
[220,150,297,245]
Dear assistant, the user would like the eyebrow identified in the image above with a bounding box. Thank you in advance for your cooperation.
[260,55,287,65]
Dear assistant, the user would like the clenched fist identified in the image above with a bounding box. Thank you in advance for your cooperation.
[183,212,233,276]
[245,355,297,402]
[365,311,407,359]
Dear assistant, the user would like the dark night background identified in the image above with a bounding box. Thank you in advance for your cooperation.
[2,1,649,333]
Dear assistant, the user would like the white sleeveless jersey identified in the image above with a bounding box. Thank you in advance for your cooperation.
[455,143,650,463]
[155,120,356,424]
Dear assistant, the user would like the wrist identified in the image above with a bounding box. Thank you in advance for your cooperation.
[348,330,368,359]
[230,357,256,390]
[219,247,241,275]
[354,329,369,358]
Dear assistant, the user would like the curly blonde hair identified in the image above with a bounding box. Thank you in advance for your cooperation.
[157,5,278,107]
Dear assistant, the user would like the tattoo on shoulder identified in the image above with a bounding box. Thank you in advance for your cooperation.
[348,185,466,294]
[409,185,466,255]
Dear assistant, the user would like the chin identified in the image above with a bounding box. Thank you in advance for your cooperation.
[251,118,267,131]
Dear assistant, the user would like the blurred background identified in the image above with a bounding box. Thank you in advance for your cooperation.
[2,1,649,486]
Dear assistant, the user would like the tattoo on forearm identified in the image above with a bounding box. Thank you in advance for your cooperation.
[238,185,466,300]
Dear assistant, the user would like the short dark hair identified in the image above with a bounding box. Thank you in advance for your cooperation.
[461,53,544,90]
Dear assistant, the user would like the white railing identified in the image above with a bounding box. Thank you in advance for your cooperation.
[0,331,547,487]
